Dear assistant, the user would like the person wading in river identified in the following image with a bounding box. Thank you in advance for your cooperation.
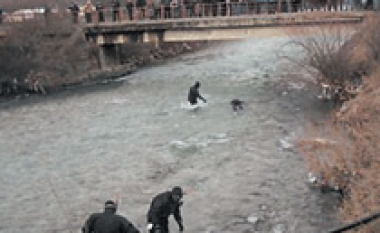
[82,200,140,233]
[146,186,185,233]
[188,81,207,105]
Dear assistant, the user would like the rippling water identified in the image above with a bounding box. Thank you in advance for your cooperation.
[0,38,340,233]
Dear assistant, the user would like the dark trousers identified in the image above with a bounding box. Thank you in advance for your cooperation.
[85,13,92,23]
[127,6,133,20]
[164,7,171,18]
[154,8,161,19]
[149,219,169,233]
[113,10,120,21]
[98,12,105,22]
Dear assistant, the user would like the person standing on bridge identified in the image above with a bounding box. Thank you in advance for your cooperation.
[188,81,207,105]
[162,0,172,18]
[170,0,179,18]
[126,0,134,21]
[96,2,105,22]
[82,200,140,233]
[136,0,147,19]
[185,0,196,17]
[43,5,51,26]
[112,0,121,22]
[147,186,185,233]
[84,0,96,23]
[0,8,3,24]
[68,2,80,24]
[153,0,162,19]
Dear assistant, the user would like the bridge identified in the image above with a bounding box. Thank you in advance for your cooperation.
[84,11,363,46]
[82,2,364,45]
[0,2,366,68]
[80,3,364,67]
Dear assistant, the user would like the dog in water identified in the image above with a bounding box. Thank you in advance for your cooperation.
[230,99,244,111]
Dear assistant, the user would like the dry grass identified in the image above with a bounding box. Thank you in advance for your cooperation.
[293,18,380,233]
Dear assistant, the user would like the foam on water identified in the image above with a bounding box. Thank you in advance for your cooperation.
[180,101,208,111]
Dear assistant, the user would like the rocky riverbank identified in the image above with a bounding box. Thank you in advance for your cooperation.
[0,41,213,101]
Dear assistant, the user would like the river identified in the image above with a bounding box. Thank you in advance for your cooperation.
[0,38,341,233]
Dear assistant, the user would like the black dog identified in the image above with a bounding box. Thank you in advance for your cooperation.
[230,99,244,111]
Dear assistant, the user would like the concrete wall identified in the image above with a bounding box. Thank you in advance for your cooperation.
[164,27,291,41]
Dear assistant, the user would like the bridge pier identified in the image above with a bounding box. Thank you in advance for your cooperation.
[99,44,122,69]
[143,31,165,48]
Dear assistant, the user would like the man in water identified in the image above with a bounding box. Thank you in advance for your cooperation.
[82,200,140,233]
[147,186,184,233]
[188,81,206,105]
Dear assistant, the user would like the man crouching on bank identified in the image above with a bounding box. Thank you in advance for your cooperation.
[147,186,185,233]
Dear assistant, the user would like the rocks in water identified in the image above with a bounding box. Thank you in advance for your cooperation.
[183,43,192,51]
[247,214,260,224]
[277,138,293,151]
[273,224,284,233]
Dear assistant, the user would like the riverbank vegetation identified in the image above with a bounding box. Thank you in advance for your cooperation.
[285,17,380,232]
[0,9,208,97]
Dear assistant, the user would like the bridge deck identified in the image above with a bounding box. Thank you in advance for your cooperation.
[84,11,364,33]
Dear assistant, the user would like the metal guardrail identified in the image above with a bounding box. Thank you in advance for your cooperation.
[0,2,362,27]
[328,211,380,233]
[80,2,357,24]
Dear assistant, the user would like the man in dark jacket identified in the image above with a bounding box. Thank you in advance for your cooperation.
[82,200,140,233]
[188,81,207,105]
[147,186,184,233]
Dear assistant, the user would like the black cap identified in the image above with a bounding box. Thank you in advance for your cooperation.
[172,186,183,197]
[105,200,117,209]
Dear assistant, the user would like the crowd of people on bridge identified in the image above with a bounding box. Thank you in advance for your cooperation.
[67,0,279,23]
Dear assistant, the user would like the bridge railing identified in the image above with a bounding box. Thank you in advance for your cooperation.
[81,2,357,24]
[0,2,358,27]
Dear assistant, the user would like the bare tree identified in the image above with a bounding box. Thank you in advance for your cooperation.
[279,24,366,107]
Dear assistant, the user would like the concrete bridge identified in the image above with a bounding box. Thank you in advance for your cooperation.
[84,11,364,46]
[0,6,365,68]
[82,10,364,67]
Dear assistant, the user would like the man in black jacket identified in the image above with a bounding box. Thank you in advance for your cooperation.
[188,81,206,105]
[82,200,140,233]
[147,186,184,233]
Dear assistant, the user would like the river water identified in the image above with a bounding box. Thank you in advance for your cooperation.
[0,38,341,232]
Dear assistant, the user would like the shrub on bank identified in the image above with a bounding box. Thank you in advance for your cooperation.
[281,23,372,108]
[290,17,380,232]
[0,18,99,95]
[0,11,210,97]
